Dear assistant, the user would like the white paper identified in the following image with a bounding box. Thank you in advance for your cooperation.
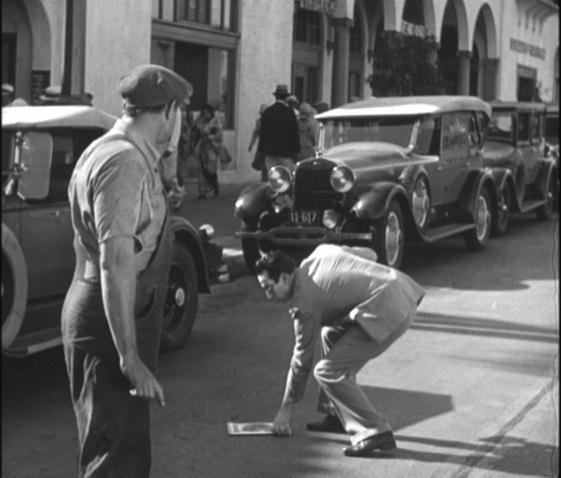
[226,422,275,435]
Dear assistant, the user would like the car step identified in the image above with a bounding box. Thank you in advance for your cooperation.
[519,199,547,214]
[3,328,62,358]
[422,223,475,242]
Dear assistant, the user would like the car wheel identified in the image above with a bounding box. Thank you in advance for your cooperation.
[411,176,430,229]
[160,243,198,352]
[464,188,491,250]
[536,174,555,221]
[491,186,511,237]
[2,224,28,350]
[374,200,404,269]
[241,220,260,274]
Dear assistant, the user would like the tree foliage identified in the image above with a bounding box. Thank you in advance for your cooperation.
[367,31,450,96]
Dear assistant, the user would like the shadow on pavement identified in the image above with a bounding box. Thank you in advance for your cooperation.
[411,311,559,345]
[391,434,558,478]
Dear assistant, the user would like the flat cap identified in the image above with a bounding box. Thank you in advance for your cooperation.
[119,64,193,107]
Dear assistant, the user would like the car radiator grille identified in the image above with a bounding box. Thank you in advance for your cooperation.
[293,165,341,210]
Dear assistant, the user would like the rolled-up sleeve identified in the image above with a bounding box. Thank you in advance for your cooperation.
[92,151,147,246]
[282,306,320,403]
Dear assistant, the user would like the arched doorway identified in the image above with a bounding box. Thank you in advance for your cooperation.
[472,4,498,100]
[2,0,32,101]
[292,6,323,104]
[438,0,461,94]
[348,3,366,101]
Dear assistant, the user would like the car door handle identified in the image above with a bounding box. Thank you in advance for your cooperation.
[436,165,443,171]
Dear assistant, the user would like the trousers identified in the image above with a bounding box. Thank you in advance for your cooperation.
[313,320,410,446]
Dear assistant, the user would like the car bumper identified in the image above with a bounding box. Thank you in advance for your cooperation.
[235,226,372,246]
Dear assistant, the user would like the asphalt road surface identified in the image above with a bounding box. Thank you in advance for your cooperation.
[2,213,558,478]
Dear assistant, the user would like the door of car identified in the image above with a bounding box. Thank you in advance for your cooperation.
[438,112,481,203]
[516,110,543,185]
[18,129,101,302]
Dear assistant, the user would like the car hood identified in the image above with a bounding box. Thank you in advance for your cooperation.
[483,141,516,160]
[313,142,410,170]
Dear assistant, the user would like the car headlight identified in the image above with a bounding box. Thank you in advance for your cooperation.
[330,166,354,193]
[268,166,292,193]
[322,209,341,229]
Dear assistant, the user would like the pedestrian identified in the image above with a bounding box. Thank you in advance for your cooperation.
[62,64,192,477]
[193,103,223,198]
[259,84,300,173]
[313,101,330,114]
[297,102,319,161]
[287,94,300,119]
[2,83,28,106]
[248,103,269,181]
[254,244,425,457]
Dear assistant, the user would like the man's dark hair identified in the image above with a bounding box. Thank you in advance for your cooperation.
[255,251,296,282]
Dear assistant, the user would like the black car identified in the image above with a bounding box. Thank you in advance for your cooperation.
[483,101,557,235]
[235,95,507,270]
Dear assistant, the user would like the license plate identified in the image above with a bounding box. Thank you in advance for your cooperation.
[291,210,319,225]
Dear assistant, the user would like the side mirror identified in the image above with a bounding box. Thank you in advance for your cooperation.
[18,132,53,200]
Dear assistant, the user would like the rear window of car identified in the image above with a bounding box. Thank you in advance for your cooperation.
[487,113,513,142]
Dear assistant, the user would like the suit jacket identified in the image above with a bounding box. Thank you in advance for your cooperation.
[259,101,300,157]
[282,244,425,402]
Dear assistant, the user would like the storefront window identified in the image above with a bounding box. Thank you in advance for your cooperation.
[176,0,234,30]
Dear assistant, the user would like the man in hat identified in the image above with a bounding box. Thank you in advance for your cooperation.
[2,83,28,106]
[259,84,300,173]
[255,245,425,457]
[62,64,192,477]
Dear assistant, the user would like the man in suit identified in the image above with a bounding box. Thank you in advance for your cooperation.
[259,84,300,173]
[254,244,425,457]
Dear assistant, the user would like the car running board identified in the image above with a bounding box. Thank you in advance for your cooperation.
[519,199,548,214]
[421,223,475,242]
[2,328,62,358]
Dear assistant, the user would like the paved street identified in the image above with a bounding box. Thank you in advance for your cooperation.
[1,183,559,478]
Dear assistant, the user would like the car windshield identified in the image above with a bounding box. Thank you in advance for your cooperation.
[319,116,418,150]
[487,113,513,142]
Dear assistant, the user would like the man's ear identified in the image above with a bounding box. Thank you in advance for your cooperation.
[279,271,291,285]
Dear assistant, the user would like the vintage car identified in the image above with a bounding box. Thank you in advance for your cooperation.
[483,101,557,235]
[235,95,506,270]
[2,105,211,357]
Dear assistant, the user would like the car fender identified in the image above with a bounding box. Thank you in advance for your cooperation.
[352,182,409,222]
[234,182,271,222]
[458,170,497,218]
[2,223,28,350]
[170,216,211,293]
[536,160,557,197]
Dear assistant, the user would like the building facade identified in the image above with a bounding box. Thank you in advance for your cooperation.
[2,0,559,183]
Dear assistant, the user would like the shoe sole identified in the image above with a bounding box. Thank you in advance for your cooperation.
[343,439,397,457]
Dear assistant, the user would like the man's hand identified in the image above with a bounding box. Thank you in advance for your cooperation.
[272,402,293,436]
[121,353,166,407]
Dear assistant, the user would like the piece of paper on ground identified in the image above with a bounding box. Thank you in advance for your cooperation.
[226,422,274,435]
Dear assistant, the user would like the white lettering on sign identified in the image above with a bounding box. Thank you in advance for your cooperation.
[299,0,336,15]
[510,38,545,59]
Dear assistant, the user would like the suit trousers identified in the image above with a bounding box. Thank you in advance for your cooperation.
[313,320,410,446]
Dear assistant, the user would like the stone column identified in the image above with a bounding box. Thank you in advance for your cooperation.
[457,50,471,95]
[481,58,499,100]
[332,18,352,107]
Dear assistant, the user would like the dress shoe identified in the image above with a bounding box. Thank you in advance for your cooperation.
[306,414,345,434]
[343,431,396,457]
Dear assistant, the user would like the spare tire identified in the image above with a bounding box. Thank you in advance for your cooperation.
[2,223,28,349]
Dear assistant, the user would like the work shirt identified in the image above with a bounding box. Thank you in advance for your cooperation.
[68,118,167,273]
[283,244,425,403]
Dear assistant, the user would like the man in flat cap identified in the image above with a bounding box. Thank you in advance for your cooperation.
[259,84,300,174]
[62,64,192,477]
